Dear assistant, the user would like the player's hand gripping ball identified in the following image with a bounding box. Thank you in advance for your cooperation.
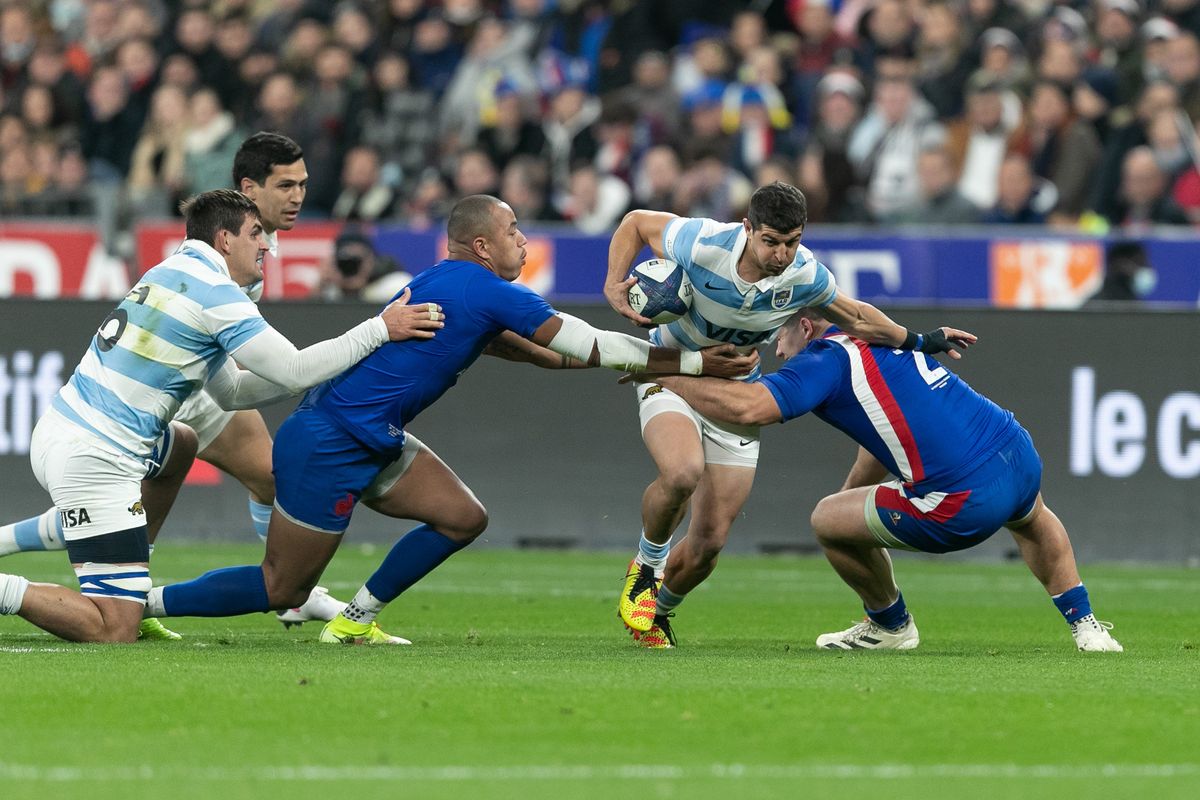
[627,259,693,326]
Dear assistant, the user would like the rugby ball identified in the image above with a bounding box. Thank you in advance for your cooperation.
[627,258,692,325]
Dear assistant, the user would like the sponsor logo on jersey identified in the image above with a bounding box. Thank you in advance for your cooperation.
[333,492,356,518]
[128,501,145,516]
[642,385,664,400]
[889,512,903,524]
[771,287,793,309]
[387,423,403,438]
[59,507,92,528]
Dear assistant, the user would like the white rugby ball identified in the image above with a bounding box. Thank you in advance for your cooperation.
[627,258,693,325]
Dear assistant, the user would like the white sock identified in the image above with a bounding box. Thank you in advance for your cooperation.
[0,508,64,557]
[636,531,671,574]
[341,586,386,625]
[145,586,166,617]
[0,573,31,614]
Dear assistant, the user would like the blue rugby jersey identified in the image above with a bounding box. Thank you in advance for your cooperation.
[760,329,1021,491]
[305,259,556,456]
[652,217,837,380]
[52,240,268,458]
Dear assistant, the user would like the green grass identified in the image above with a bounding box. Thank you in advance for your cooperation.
[1,545,1197,800]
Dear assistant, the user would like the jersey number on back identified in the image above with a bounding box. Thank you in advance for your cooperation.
[95,285,150,352]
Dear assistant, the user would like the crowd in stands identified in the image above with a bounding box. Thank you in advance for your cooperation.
[4,0,1200,249]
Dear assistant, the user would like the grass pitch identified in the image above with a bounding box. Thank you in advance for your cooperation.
[0,545,1196,800]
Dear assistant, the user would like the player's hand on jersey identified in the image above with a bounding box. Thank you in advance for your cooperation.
[919,327,977,360]
[379,288,444,341]
[604,275,653,327]
[699,344,760,378]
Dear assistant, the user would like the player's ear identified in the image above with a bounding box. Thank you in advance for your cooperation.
[238,177,258,198]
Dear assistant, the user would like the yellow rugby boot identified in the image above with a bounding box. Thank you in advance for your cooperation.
[319,615,412,645]
[631,613,676,649]
[138,618,183,641]
[618,559,660,633]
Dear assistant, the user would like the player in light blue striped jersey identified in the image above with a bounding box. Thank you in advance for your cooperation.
[605,182,976,647]
[0,190,441,642]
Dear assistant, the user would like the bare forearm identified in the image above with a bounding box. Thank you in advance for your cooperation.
[656,375,781,426]
[485,331,589,369]
[840,446,891,490]
[822,296,906,347]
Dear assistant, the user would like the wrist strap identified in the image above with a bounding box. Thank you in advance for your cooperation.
[902,330,921,350]
[680,349,703,375]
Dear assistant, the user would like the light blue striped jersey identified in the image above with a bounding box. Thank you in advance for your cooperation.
[654,217,837,379]
[52,239,269,458]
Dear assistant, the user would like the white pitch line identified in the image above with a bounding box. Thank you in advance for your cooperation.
[1,762,1197,782]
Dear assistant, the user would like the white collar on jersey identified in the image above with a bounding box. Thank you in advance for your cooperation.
[264,229,279,257]
[729,226,802,293]
[178,239,230,278]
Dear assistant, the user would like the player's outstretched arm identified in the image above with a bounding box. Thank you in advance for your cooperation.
[483,330,590,369]
[530,313,758,377]
[605,210,677,326]
[378,287,445,341]
[653,374,783,427]
[205,356,295,410]
[819,294,976,360]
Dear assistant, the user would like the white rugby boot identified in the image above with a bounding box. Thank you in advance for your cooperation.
[816,615,920,650]
[277,586,348,629]
[1070,614,1124,652]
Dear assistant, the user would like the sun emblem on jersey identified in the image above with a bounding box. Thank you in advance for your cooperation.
[128,501,145,516]
[771,287,793,309]
[642,385,664,400]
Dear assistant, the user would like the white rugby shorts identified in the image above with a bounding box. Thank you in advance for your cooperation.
[175,390,236,452]
[634,380,760,468]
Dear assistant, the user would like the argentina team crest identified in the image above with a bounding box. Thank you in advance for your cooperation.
[771,287,793,309]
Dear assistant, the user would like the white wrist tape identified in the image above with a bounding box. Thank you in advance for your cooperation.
[548,313,652,372]
[679,349,703,375]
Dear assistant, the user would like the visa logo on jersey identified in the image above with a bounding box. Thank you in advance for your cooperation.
[59,507,92,528]
[700,321,773,346]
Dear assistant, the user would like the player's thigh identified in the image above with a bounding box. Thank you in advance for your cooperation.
[362,435,486,538]
[636,381,705,479]
[262,511,342,600]
[682,461,757,551]
[811,487,881,547]
[197,409,275,500]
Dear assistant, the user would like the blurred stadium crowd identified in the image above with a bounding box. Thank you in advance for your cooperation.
[3,0,1200,248]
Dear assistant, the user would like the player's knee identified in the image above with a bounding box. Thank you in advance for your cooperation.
[810,496,838,542]
[261,568,314,610]
[170,423,199,461]
[447,501,488,543]
[658,463,704,501]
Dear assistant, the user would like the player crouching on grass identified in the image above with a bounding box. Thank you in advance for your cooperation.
[632,307,1123,653]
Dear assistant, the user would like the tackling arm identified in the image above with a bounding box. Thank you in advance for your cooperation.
[483,330,590,369]
[819,294,976,360]
[204,356,295,410]
[228,319,389,394]
[653,374,784,427]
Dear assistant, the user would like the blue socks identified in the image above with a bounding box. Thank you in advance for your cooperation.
[248,498,272,542]
[1052,583,1092,624]
[161,566,270,617]
[364,525,468,603]
[866,592,909,631]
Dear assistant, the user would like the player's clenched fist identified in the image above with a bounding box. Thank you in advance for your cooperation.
[379,287,445,341]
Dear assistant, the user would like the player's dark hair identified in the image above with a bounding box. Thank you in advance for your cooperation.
[747,181,807,232]
[180,189,259,244]
[448,194,503,243]
[232,131,304,188]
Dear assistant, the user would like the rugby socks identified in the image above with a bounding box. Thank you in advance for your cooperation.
[341,586,387,625]
[866,592,910,631]
[636,531,671,574]
[1051,583,1092,625]
[0,508,64,556]
[248,498,272,542]
[360,524,468,607]
[155,565,270,617]
[655,583,686,616]
[0,573,30,614]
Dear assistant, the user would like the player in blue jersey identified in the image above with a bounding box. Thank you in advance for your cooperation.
[0,190,440,643]
[141,194,757,644]
[0,133,352,633]
[643,307,1123,652]
[603,182,976,647]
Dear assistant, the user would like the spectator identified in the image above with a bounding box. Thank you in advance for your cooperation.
[359,53,437,192]
[82,65,141,182]
[854,0,916,78]
[631,144,682,213]
[126,84,189,218]
[64,0,121,80]
[475,79,545,173]
[975,27,1032,100]
[594,100,640,186]
[1007,80,1101,221]
[331,145,399,222]
[559,162,631,234]
[679,79,732,164]
[1074,67,1120,145]
[451,147,500,198]
[19,85,62,142]
[410,12,462,96]
[171,8,224,93]
[27,40,87,130]
[333,2,382,67]
[847,54,944,222]
[401,168,452,229]
[800,71,865,223]
[894,146,981,225]
[1,5,36,89]
[1142,18,1180,85]
[1083,240,1157,306]
[946,71,1019,211]
[1165,30,1200,119]
[182,88,243,198]
[614,50,682,146]
[499,154,561,222]
[1115,145,1190,228]
[541,65,600,191]
[1096,0,1147,107]
[674,146,753,220]
[915,0,972,119]
[982,153,1048,224]
[439,16,536,150]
